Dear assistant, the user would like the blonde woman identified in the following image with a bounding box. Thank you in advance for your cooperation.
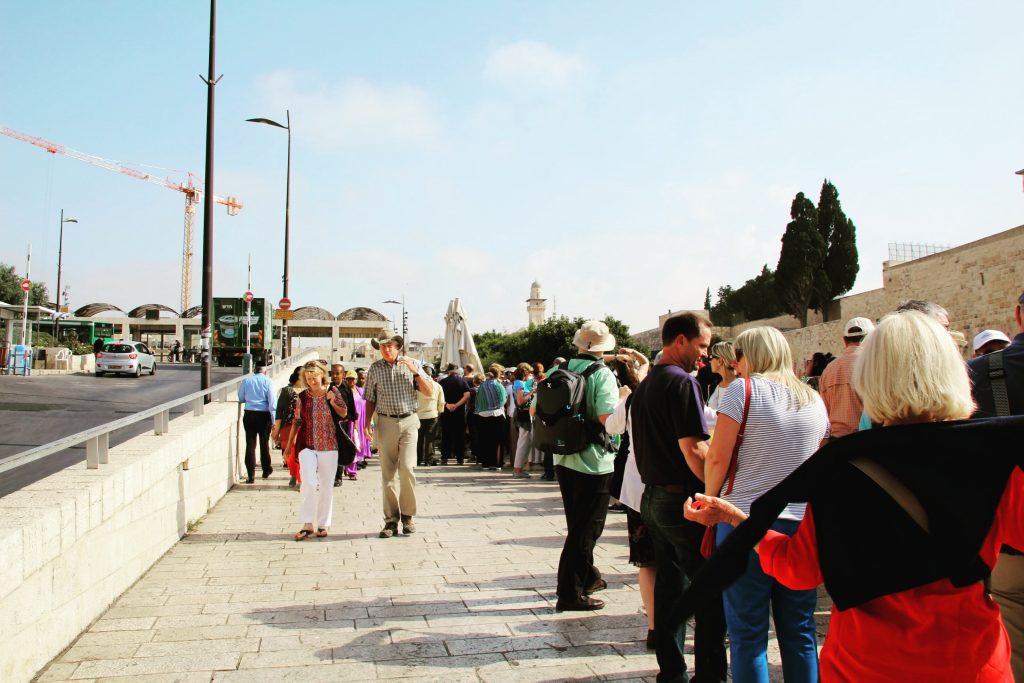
[703,326,829,683]
[290,361,347,540]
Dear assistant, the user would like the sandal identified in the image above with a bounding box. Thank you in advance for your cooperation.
[294,529,314,541]
[316,528,328,538]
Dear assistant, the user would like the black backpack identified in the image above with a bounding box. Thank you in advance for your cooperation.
[532,361,613,455]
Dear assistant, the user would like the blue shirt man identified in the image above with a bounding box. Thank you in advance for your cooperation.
[237,365,277,483]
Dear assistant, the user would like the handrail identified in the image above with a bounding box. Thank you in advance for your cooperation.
[0,349,319,475]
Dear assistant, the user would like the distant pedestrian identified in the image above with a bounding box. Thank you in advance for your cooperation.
[438,363,471,464]
[330,363,359,484]
[237,360,277,484]
[416,365,445,466]
[973,329,1011,358]
[270,366,302,487]
[475,365,508,471]
[364,334,434,538]
[171,340,182,363]
[819,317,875,439]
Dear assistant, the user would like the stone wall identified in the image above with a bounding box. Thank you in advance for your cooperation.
[0,353,315,682]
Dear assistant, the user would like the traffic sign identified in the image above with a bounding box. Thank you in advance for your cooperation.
[274,309,294,320]
[279,298,292,310]
[20,279,30,292]
[244,291,254,303]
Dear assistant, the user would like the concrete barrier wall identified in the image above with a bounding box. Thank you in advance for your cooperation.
[0,354,313,682]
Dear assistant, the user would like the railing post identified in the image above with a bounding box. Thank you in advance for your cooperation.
[86,433,108,468]
[154,409,169,435]
[193,396,205,417]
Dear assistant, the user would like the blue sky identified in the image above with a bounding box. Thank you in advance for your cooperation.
[2,1,1023,342]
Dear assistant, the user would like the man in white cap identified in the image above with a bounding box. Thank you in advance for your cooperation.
[973,329,1011,358]
[818,316,875,439]
[363,334,434,538]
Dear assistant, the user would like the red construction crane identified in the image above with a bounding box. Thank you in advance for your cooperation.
[0,125,242,315]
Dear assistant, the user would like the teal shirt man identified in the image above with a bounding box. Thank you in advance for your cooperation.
[545,355,619,474]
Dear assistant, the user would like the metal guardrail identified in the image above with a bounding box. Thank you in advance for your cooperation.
[0,350,318,476]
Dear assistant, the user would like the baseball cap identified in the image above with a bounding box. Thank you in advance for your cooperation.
[843,317,875,338]
[973,329,1011,352]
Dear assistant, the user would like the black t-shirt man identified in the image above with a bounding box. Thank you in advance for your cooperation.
[439,373,471,406]
[631,363,709,495]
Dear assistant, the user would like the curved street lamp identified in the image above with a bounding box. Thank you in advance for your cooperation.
[54,209,78,342]
[383,297,406,339]
[246,111,291,358]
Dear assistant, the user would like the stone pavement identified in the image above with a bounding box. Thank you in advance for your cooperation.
[37,459,825,682]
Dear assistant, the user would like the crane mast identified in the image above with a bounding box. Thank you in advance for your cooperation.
[0,126,241,314]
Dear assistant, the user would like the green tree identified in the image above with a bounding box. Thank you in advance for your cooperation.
[704,287,712,311]
[0,262,49,306]
[709,267,784,325]
[776,192,825,327]
[812,180,859,319]
[474,316,650,370]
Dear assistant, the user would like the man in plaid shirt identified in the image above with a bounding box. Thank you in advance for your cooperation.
[364,334,434,538]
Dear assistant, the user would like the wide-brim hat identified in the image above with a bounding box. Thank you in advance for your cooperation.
[344,370,357,379]
[371,334,404,350]
[572,320,616,353]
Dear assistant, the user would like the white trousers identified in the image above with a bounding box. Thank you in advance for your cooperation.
[298,448,338,528]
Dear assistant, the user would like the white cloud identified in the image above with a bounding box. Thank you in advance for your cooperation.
[257,71,440,148]
[485,41,585,89]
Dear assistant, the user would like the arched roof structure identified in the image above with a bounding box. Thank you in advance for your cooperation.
[128,304,179,318]
[337,306,387,322]
[292,306,335,321]
[75,303,125,317]
[181,305,202,319]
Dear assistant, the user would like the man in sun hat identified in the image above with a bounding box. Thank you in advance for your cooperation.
[819,316,875,439]
[364,333,434,538]
[540,320,620,612]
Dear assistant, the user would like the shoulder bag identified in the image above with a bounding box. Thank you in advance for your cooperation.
[700,377,752,559]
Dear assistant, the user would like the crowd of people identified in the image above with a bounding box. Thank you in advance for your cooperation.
[233,301,1024,682]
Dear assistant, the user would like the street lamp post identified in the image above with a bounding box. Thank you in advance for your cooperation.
[54,209,78,343]
[383,296,406,339]
[246,110,291,358]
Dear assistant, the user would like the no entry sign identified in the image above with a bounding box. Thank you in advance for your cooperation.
[20,279,30,292]
[244,291,254,303]
[279,298,292,311]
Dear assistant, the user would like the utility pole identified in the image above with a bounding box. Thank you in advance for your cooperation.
[199,0,221,398]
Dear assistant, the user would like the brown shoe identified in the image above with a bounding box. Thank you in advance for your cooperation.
[555,596,605,611]
[401,516,416,535]
[379,522,398,539]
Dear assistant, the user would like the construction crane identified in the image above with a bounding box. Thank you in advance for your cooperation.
[0,125,242,314]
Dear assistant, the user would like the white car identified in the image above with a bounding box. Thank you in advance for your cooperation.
[95,341,156,378]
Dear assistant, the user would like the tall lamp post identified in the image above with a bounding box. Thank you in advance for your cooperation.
[246,110,291,358]
[383,297,406,339]
[54,210,78,342]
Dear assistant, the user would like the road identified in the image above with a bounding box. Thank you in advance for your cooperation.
[0,364,245,497]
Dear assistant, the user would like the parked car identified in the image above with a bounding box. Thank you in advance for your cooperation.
[95,341,156,378]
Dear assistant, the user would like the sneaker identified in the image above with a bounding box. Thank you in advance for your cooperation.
[401,515,416,535]
[379,522,398,538]
[512,471,533,478]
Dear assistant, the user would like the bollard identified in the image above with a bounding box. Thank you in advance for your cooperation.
[193,396,205,417]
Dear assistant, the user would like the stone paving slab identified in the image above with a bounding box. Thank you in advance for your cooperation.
[37,458,825,681]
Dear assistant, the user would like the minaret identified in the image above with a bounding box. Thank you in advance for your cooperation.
[527,280,547,326]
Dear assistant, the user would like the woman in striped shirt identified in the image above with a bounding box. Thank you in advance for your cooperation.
[704,326,829,683]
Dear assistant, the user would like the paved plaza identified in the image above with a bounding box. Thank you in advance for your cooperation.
[37,458,824,682]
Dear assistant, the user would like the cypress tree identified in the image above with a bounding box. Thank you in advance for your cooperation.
[704,287,712,311]
[776,192,824,327]
[812,179,859,319]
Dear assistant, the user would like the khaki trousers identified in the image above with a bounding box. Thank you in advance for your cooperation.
[377,414,419,523]
[992,552,1024,682]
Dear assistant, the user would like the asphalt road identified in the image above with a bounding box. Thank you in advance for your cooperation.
[0,364,245,497]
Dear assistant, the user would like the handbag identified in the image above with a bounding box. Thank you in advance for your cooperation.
[700,377,752,559]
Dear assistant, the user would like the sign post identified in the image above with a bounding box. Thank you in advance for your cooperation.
[242,253,254,374]
[20,247,31,347]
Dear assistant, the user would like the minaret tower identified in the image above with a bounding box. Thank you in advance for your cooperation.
[527,280,547,326]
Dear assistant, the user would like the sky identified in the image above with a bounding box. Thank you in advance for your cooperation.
[2,1,1023,343]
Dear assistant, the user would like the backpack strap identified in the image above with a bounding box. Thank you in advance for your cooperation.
[988,350,1011,417]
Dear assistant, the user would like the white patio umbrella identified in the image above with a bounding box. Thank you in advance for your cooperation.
[441,298,482,373]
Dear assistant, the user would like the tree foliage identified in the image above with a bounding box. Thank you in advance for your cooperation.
[811,180,859,318]
[473,316,650,370]
[0,262,49,307]
[775,192,825,327]
[709,265,783,326]
[704,287,712,311]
